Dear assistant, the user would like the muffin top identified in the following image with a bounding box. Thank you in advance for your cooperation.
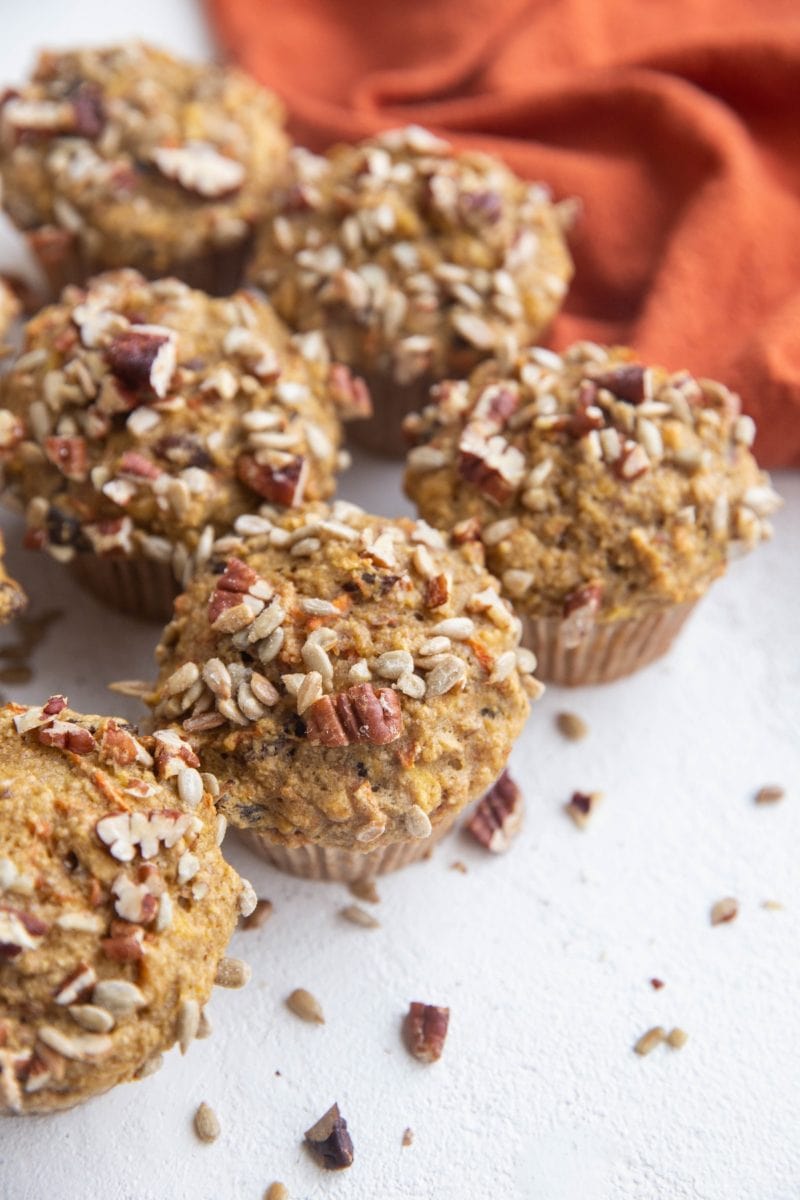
[0,42,288,270]
[249,126,573,386]
[148,501,539,851]
[0,698,251,1114]
[0,269,367,578]
[404,342,780,622]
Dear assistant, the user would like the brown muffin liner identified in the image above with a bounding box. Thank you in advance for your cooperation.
[26,226,253,299]
[521,600,698,686]
[348,368,437,458]
[239,811,458,883]
[71,554,179,622]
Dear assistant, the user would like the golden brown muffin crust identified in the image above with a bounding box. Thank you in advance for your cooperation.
[0,270,364,581]
[149,502,539,851]
[250,126,573,385]
[0,699,250,1114]
[404,343,780,621]
[0,43,288,274]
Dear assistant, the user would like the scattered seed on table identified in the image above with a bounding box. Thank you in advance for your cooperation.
[242,899,274,930]
[194,1102,220,1143]
[286,988,325,1024]
[555,711,589,741]
[762,899,784,911]
[349,879,380,904]
[710,897,739,926]
[450,860,468,874]
[402,1128,414,1148]
[214,957,252,988]
[650,978,665,990]
[340,904,380,929]
[634,1026,666,1056]
[265,1184,289,1200]
[755,784,785,805]
[666,1027,689,1049]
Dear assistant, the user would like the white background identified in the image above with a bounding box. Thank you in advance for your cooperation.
[0,5,798,1199]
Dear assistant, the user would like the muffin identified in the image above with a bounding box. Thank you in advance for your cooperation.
[0,697,254,1114]
[249,126,573,455]
[404,342,780,685]
[147,501,540,882]
[0,269,368,620]
[0,42,289,295]
[0,533,26,624]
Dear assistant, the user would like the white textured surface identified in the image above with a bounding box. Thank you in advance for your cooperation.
[0,6,799,1200]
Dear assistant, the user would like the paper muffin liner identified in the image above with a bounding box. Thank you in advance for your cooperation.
[521,600,698,686]
[26,226,252,299]
[239,811,458,883]
[348,368,437,458]
[71,554,179,622]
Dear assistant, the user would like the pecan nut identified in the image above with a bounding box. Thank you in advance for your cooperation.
[151,142,245,199]
[457,426,526,504]
[106,327,176,399]
[304,1103,354,1170]
[590,364,650,405]
[0,906,48,961]
[43,435,88,481]
[404,1001,450,1063]
[305,684,403,748]
[465,770,523,853]
[236,452,309,507]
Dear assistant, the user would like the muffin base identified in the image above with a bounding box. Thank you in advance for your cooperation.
[522,600,698,686]
[71,555,179,622]
[26,226,253,298]
[239,813,457,883]
[349,369,436,458]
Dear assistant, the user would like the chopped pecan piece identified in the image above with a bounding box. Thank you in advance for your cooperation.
[99,719,140,766]
[151,141,245,199]
[217,557,259,594]
[236,452,309,507]
[117,450,162,480]
[565,790,603,829]
[457,426,525,504]
[70,82,105,138]
[561,581,603,649]
[424,573,449,609]
[465,770,523,852]
[328,363,372,420]
[591,364,650,405]
[43,435,88,481]
[41,695,67,717]
[106,327,176,399]
[304,1103,354,1171]
[567,381,605,437]
[207,587,244,626]
[0,905,47,960]
[451,517,482,544]
[404,1002,450,1063]
[472,383,519,429]
[615,441,650,481]
[305,684,403,748]
[38,720,96,755]
[100,931,144,962]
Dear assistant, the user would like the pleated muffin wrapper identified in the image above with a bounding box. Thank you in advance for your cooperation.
[521,599,699,686]
[239,811,458,883]
[27,226,253,300]
[347,367,437,458]
[71,553,179,622]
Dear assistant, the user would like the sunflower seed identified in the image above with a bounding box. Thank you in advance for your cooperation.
[286,988,325,1024]
[194,1102,221,1143]
[214,957,252,989]
[340,905,380,929]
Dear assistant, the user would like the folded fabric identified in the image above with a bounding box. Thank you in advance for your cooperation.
[209,0,800,465]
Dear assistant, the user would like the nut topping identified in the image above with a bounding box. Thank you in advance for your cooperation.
[151,141,245,198]
[304,1103,354,1171]
[305,683,403,747]
[403,1001,450,1063]
[561,582,603,648]
[105,327,176,399]
[465,770,523,852]
[236,453,309,507]
[0,905,47,960]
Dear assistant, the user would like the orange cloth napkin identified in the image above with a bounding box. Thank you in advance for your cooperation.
[209,0,800,466]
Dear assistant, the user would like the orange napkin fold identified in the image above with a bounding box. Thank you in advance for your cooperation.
[209,0,800,465]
